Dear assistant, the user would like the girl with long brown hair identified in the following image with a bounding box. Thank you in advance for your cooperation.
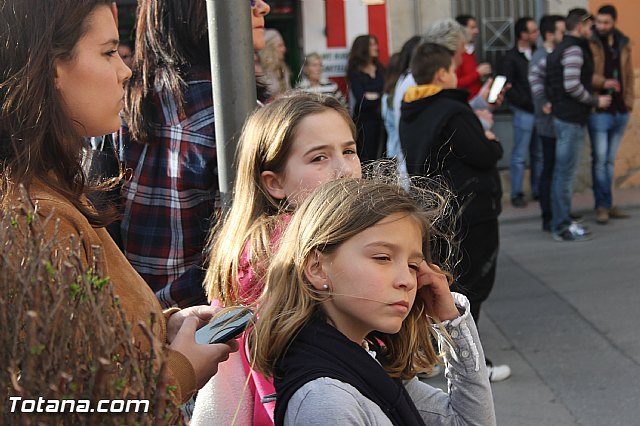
[1,0,237,405]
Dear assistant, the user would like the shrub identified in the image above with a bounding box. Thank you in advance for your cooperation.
[0,187,181,425]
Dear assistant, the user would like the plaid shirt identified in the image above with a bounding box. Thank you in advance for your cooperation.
[120,66,217,308]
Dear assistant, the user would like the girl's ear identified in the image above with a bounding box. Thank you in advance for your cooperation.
[303,249,328,291]
[260,171,286,200]
[53,59,63,90]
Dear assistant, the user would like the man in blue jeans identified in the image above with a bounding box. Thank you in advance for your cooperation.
[588,4,634,224]
[528,14,565,232]
[503,16,541,208]
[545,9,611,242]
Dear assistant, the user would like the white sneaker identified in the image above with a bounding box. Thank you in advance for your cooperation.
[569,222,591,236]
[486,360,511,382]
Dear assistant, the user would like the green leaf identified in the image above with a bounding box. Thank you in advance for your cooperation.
[30,344,45,355]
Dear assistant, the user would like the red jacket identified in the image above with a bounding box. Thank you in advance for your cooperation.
[456,51,482,99]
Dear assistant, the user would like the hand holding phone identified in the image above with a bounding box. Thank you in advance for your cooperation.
[195,307,254,344]
[487,75,507,104]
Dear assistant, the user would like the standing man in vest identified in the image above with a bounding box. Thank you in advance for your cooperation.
[588,4,634,224]
[503,17,540,208]
[546,9,611,242]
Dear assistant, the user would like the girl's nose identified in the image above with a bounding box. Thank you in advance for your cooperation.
[394,266,417,291]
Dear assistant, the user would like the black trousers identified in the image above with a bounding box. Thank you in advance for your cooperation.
[539,135,557,226]
[450,218,499,324]
[355,118,384,162]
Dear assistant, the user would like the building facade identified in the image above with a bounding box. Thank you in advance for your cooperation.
[114,0,639,192]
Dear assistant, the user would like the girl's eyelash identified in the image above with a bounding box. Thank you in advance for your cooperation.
[409,264,420,271]
[373,255,390,261]
[106,50,117,57]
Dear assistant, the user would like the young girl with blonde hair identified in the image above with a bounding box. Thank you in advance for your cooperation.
[192,92,361,425]
[250,178,496,425]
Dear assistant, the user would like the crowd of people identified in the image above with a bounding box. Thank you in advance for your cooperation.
[0,0,634,424]
[509,6,634,242]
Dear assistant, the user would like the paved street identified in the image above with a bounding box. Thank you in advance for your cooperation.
[429,188,640,425]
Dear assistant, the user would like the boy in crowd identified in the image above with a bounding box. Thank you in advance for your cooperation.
[399,42,510,382]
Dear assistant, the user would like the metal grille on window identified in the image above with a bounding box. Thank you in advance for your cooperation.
[452,0,540,70]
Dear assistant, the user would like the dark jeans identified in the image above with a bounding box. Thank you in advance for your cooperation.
[551,118,585,233]
[539,135,556,226]
[451,219,500,324]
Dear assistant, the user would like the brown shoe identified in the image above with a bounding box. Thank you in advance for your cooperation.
[609,206,630,219]
[596,208,609,224]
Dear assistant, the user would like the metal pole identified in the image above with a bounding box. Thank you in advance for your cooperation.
[205,0,257,211]
[414,0,423,36]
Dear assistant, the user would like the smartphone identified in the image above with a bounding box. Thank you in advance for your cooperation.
[487,75,507,104]
[195,307,254,344]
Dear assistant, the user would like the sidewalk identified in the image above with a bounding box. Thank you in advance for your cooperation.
[427,187,640,425]
[499,187,640,224]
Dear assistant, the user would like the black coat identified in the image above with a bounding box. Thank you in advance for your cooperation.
[502,46,535,112]
[399,89,503,225]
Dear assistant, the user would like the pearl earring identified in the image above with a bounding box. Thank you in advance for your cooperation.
[323,284,329,290]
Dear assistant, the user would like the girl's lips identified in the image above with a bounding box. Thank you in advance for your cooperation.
[389,300,409,313]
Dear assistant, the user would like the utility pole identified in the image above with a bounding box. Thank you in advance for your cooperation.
[205,0,257,211]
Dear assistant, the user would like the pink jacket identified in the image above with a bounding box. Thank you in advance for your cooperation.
[212,214,290,425]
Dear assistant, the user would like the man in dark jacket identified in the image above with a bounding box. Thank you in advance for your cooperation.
[503,17,540,207]
[528,15,566,232]
[545,8,611,241]
[400,42,510,382]
[588,4,634,224]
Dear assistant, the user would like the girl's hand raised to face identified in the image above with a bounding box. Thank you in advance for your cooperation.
[416,262,459,322]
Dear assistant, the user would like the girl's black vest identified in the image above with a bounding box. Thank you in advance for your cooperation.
[545,35,594,124]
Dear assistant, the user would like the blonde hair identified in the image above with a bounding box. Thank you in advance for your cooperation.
[204,93,356,305]
[259,29,285,72]
[423,18,467,52]
[303,52,322,68]
[258,29,291,96]
[249,178,454,380]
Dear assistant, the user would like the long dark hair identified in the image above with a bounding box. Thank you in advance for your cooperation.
[383,53,403,95]
[347,34,383,74]
[383,35,421,95]
[0,0,116,226]
[124,0,211,141]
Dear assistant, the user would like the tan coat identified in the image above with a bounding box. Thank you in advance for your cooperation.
[27,181,197,404]
[590,29,635,112]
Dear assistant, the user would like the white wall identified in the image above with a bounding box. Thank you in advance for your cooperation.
[546,0,589,14]
[387,0,454,53]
